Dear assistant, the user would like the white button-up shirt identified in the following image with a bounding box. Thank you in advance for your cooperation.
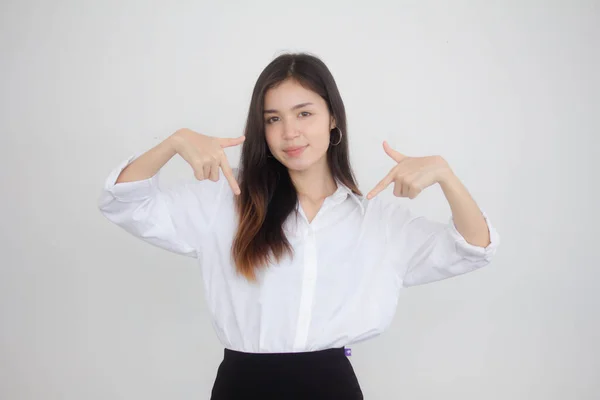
[98,154,500,353]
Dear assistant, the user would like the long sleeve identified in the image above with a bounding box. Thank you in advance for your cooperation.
[97,154,227,258]
[383,200,500,287]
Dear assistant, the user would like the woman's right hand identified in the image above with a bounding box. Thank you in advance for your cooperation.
[171,128,245,195]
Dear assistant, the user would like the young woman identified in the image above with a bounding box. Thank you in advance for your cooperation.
[98,52,499,399]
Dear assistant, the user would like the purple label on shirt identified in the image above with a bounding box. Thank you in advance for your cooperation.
[345,348,352,356]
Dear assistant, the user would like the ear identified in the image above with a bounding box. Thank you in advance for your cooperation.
[330,116,336,130]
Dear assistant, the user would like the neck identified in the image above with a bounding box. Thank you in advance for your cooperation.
[289,161,337,202]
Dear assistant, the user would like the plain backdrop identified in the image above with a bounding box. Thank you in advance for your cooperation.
[1,1,598,399]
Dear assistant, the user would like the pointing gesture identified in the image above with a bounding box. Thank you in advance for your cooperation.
[172,128,245,195]
[367,141,453,200]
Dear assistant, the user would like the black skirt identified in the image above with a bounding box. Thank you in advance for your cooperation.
[210,347,364,399]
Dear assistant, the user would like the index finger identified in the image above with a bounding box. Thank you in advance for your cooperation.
[219,155,241,195]
[367,171,395,200]
[218,135,245,148]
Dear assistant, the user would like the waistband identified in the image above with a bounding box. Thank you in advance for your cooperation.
[223,347,346,363]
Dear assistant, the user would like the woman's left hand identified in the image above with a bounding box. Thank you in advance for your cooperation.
[366,141,455,200]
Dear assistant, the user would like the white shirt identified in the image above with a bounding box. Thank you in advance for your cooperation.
[98,154,500,353]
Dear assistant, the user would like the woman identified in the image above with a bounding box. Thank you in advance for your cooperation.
[98,52,499,399]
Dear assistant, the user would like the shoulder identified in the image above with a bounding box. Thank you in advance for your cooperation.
[363,195,417,226]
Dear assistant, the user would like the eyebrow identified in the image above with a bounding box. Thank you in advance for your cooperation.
[263,102,314,114]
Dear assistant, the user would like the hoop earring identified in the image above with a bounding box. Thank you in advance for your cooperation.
[330,127,343,146]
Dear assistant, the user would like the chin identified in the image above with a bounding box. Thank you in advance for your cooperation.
[277,147,327,172]
[280,159,313,172]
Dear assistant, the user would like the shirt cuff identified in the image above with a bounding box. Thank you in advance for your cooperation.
[103,153,161,202]
[448,210,500,262]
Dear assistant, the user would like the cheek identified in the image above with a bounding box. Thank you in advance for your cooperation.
[264,129,278,149]
[307,118,332,146]
[309,129,331,152]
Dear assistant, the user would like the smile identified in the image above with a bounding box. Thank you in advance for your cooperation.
[283,145,308,157]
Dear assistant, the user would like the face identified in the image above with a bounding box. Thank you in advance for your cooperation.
[263,79,335,173]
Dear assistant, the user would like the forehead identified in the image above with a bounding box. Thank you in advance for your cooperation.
[264,79,324,109]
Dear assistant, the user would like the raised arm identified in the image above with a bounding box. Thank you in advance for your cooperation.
[98,128,245,257]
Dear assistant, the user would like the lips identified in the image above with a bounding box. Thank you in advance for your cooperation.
[283,145,308,157]
[284,146,306,152]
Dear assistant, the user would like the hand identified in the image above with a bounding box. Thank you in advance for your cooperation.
[367,141,453,200]
[171,128,245,195]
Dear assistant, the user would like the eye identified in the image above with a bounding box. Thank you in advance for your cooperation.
[265,116,279,124]
[299,111,311,117]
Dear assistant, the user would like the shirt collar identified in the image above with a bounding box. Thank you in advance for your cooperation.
[333,179,365,215]
[292,179,366,216]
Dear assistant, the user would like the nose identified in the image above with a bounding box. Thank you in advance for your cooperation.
[282,119,300,140]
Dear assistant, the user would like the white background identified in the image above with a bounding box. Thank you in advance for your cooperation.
[1,0,598,399]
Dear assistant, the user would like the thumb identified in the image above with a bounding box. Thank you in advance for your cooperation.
[383,141,406,163]
[218,135,246,148]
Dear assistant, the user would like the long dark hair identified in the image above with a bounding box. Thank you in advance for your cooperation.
[232,52,361,282]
